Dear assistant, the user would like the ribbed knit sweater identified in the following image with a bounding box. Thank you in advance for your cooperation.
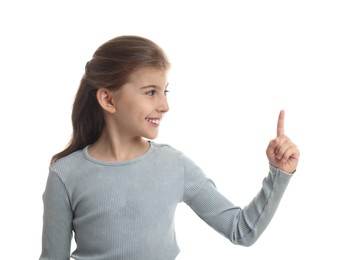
[40,142,292,260]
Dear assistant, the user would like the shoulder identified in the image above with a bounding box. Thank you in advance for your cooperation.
[153,142,214,201]
[151,142,183,158]
[150,142,189,170]
[51,149,84,168]
[151,142,203,172]
[49,149,86,182]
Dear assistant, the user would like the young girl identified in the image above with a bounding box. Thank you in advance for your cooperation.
[40,35,299,260]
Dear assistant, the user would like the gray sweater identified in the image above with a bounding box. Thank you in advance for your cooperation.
[40,142,292,260]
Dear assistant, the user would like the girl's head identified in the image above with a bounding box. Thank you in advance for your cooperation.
[84,35,170,92]
[51,35,170,163]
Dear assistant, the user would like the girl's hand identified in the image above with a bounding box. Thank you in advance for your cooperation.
[266,110,300,174]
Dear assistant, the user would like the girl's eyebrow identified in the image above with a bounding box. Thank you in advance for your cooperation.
[140,83,169,90]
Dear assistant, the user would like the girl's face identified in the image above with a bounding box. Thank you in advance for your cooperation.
[111,67,169,140]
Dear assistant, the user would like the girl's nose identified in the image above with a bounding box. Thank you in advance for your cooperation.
[157,96,169,113]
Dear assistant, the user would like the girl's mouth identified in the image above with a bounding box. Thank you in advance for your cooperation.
[145,117,160,126]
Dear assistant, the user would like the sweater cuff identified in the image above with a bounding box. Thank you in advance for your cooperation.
[269,164,294,178]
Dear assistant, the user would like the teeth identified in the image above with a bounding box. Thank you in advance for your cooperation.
[146,118,160,125]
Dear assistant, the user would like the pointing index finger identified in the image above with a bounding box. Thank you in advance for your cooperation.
[277,110,285,137]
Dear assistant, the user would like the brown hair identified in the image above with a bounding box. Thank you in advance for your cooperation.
[51,35,170,163]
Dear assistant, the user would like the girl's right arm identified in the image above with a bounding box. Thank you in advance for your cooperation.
[39,169,73,260]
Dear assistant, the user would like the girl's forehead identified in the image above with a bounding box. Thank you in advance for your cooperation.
[127,67,168,83]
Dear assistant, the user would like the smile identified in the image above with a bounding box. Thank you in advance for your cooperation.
[146,117,160,126]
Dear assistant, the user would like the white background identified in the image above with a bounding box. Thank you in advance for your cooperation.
[1,0,338,259]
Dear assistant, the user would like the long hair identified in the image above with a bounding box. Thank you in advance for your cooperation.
[51,35,170,164]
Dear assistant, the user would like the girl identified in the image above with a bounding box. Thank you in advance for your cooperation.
[40,35,299,260]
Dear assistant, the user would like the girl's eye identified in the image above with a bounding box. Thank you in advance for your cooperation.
[146,89,169,96]
[146,90,156,96]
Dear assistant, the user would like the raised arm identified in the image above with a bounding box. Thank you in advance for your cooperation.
[184,110,299,246]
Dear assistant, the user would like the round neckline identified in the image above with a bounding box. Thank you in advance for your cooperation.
[82,141,155,166]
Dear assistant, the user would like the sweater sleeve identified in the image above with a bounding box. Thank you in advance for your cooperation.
[183,156,293,246]
[39,168,73,260]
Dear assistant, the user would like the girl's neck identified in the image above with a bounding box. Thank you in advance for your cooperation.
[87,129,150,162]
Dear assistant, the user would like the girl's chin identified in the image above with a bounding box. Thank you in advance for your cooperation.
[144,133,158,140]
[145,136,157,140]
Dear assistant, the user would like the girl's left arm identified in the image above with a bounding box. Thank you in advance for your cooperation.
[183,110,299,246]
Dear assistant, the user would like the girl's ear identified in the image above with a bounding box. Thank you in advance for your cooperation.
[96,87,116,113]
